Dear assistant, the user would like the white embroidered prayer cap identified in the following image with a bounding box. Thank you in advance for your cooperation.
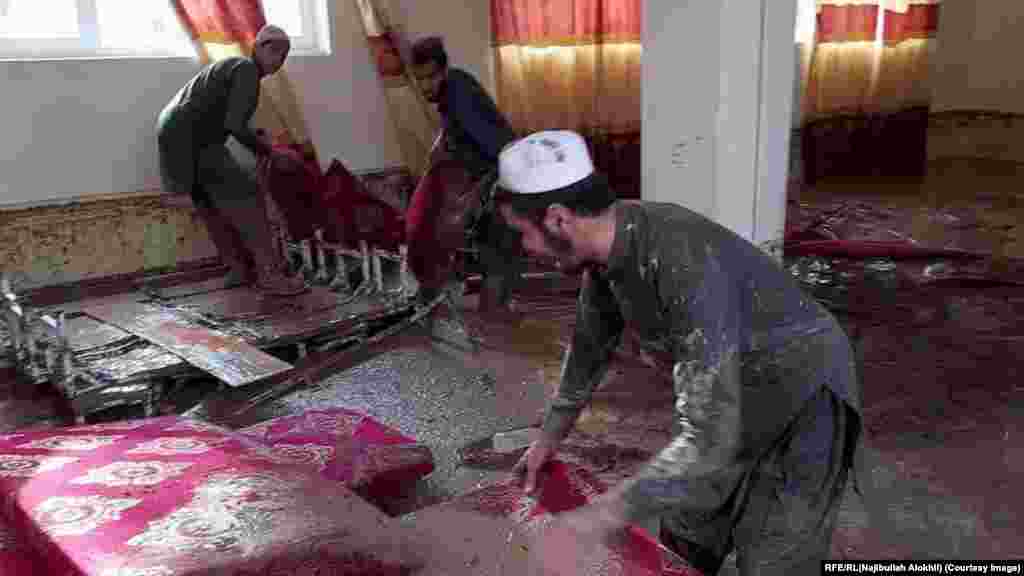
[498,130,594,195]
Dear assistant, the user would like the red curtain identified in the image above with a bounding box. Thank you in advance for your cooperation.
[800,1,942,184]
[490,0,642,198]
[491,0,641,46]
[884,3,940,46]
[815,4,879,44]
[170,0,266,61]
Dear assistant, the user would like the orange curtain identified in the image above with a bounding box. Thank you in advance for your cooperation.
[800,0,941,120]
[490,0,642,197]
[490,0,641,136]
[797,0,942,182]
[491,0,641,46]
[170,0,317,162]
[354,0,438,181]
[883,0,941,45]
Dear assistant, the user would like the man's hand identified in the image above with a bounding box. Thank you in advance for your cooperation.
[525,491,630,575]
[513,435,560,496]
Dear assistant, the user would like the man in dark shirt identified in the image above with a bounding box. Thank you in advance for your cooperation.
[495,131,864,575]
[157,24,306,295]
[410,36,522,315]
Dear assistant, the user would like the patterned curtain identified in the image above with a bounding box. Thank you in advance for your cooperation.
[353,0,438,180]
[490,0,640,135]
[800,0,941,120]
[797,0,941,182]
[170,0,318,162]
[490,0,642,198]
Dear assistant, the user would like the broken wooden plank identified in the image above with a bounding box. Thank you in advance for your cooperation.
[166,285,345,320]
[143,276,238,300]
[82,301,292,387]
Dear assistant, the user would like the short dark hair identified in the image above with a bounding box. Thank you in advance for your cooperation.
[496,172,617,226]
[410,36,448,69]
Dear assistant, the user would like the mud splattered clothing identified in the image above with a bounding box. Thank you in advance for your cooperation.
[541,200,863,573]
[156,57,300,293]
[156,57,270,209]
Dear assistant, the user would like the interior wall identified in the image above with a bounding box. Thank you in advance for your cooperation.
[642,0,796,255]
[929,2,1024,115]
[927,2,1024,163]
[0,1,404,208]
[641,0,719,215]
[389,0,494,96]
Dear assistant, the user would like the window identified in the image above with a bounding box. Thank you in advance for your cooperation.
[263,0,331,56]
[0,0,329,60]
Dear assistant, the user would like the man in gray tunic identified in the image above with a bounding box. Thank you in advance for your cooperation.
[498,131,864,575]
[156,24,306,295]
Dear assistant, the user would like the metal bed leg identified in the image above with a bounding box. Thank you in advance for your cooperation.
[360,241,372,295]
[299,237,316,280]
[328,245,353,294]
[314,229,333,285]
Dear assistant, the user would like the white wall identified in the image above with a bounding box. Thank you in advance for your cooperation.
[0,1,404,208]
[390,0,494,96]
[642,0,797,255]
[929,1,1024,115]
[641,0,720,215]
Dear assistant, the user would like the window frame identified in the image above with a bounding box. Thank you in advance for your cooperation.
[0,0,330,61]
[265,0,331,56]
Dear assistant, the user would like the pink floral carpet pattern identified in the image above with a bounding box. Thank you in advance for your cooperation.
[0,416,418,575]
[237,408,435,507]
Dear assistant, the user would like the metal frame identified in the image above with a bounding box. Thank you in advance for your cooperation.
[278,228,416,301]
[2,273,165,423]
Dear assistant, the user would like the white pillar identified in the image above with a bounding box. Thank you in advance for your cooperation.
[642,0,798,259]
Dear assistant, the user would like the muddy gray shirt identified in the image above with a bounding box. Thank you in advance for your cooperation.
[541,201,862,524]
[163,56,270,158]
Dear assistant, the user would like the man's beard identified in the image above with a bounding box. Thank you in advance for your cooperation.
[542,230,587,274]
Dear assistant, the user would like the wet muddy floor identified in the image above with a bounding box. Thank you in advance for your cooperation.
[1,163,1021,568]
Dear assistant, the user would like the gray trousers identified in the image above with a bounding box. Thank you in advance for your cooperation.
[660,386,858,575]
[158,104,274,273]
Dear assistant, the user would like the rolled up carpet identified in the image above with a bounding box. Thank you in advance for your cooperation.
[405,159,477,291]
[259,143,326,241]
[238,408,435,509]
[784,239,985,260]
[322,159,405,250]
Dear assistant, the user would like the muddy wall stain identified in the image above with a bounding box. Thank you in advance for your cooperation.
[0,194,217,289]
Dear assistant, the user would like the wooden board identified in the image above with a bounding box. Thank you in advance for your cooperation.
[144,276,237,300]
[167,285,344,320]
[83,301,292,387]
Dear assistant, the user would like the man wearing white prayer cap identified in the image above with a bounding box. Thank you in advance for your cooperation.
[500,131,865,575]
[156,23,305,295]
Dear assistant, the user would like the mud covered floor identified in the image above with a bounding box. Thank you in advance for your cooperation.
[1,159,1021,568]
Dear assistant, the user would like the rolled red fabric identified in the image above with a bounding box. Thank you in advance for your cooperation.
[260,144,326,241]
[238,408,435,509]
[784,239,983,260]
[322,159,405,250]
[429,460,702,575]
[0,515,43,575]
[405,160,476,290]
